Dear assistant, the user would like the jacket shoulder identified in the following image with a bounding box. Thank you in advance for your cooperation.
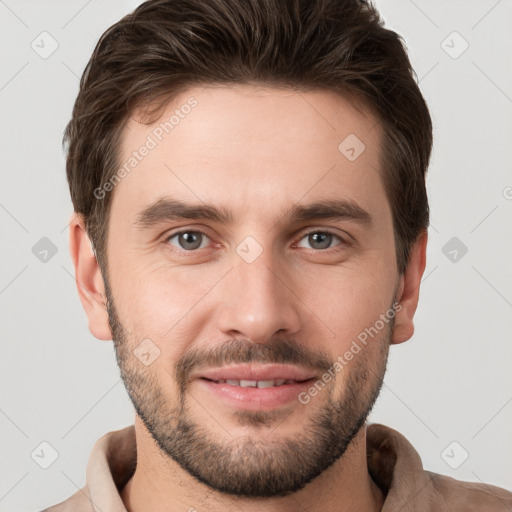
[427,471,512,511]
[39,487,93,512]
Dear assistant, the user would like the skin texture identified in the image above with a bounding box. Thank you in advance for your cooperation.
[69,85,427,512]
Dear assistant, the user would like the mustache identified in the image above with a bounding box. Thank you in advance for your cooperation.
[174,338,333,393]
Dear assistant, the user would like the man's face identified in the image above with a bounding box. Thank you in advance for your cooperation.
[104,85,399,496]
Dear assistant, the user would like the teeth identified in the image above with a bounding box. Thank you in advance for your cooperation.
[257,380,275,388]
[219,379,293,387]
[240,380,258,387]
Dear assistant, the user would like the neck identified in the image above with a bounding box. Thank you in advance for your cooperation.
[121,416,384,512]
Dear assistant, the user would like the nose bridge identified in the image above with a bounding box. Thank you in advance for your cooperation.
[216,242,302,342]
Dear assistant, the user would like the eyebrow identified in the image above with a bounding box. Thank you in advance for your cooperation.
[134,197,372,229]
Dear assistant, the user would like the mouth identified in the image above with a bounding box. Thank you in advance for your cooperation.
[191,364,318,411]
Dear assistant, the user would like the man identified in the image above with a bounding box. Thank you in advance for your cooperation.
[44,0,512,510]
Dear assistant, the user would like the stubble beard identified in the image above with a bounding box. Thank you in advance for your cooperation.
[104,278,390,497]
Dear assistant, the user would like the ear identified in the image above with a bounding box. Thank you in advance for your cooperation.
[69,212,112,341]
[392,230,428,345]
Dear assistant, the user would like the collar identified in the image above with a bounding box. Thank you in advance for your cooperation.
[81,422,433,512]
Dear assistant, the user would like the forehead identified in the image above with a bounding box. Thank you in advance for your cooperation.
[112,85,388,225]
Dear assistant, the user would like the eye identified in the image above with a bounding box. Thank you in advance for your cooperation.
[166,230,210,251]
[164,228,347,254]
[296,231,344,250]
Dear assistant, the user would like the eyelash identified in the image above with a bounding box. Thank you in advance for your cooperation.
[163,228,349,254]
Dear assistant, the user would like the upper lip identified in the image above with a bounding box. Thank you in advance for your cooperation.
[192,364,317,382]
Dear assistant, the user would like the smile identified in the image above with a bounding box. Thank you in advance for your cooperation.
[192,365,318,411]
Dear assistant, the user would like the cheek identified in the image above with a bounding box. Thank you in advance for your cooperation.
[111,258,224,352]
[301,259,397,347]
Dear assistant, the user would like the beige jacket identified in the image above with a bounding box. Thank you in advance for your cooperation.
[41,423,512,511]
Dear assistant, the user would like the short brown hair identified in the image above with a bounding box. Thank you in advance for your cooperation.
[64,0,432,275]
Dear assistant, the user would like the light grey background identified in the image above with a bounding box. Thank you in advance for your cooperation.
[1,0,511,510]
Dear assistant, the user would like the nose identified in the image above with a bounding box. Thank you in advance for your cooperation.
[215,247,302,344]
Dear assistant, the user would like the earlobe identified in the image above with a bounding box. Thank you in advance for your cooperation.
[69,212,112,341]
[392,230,428,345]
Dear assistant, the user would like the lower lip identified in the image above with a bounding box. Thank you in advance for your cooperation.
[195,378,314,411]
